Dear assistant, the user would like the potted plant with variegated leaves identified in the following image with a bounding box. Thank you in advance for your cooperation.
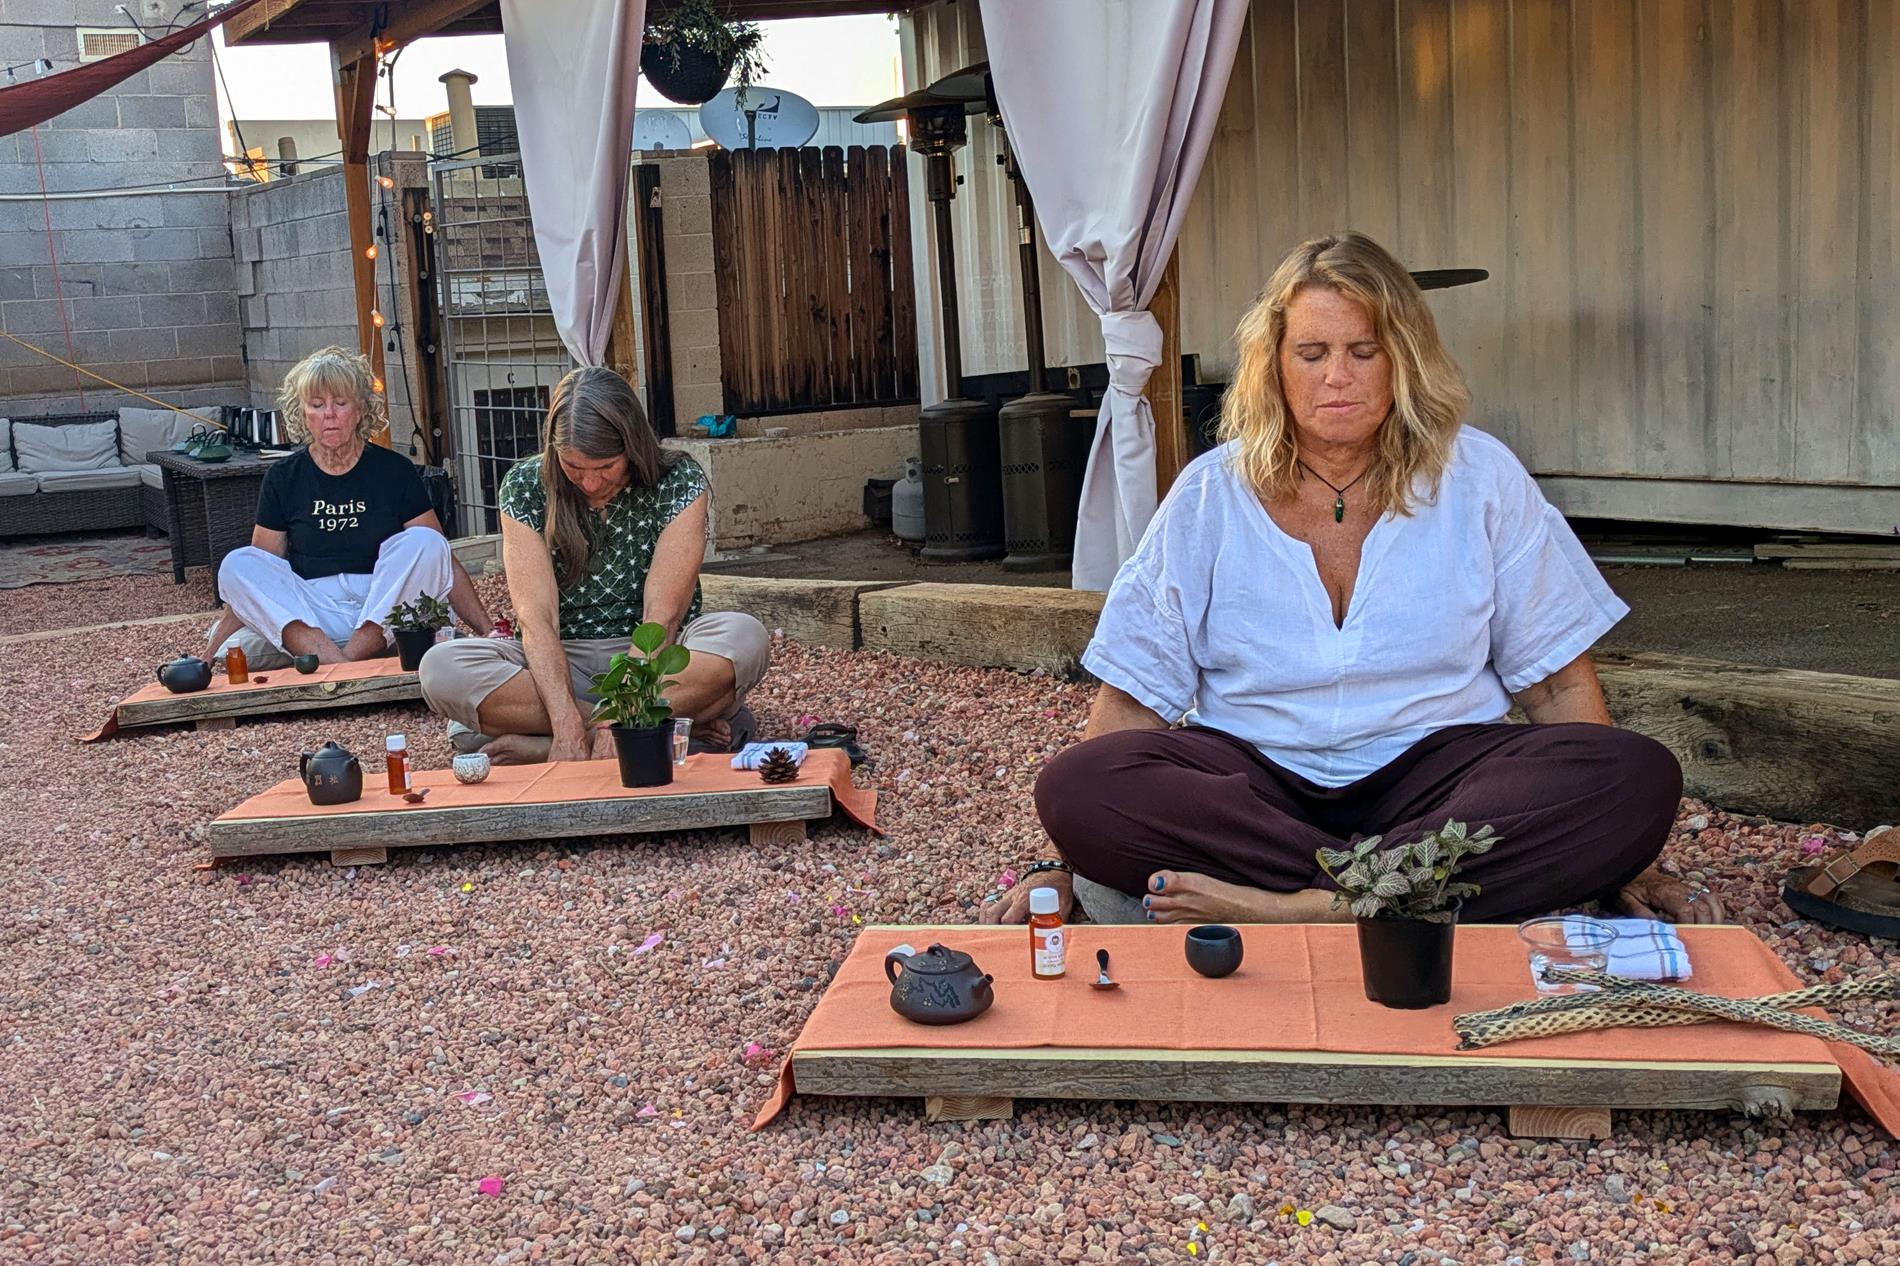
[589,621,690,787]
[386,593,453,670]
[1316,820,1499,1009]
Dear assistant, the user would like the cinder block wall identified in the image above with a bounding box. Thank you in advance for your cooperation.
[231,154,426,455]
[0,0,242,415]
[654,153,721,426]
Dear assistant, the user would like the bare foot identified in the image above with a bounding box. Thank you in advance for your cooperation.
[344,623,390,661]
[481,733,553,765]
[1141,870,1306,924]
[282,621,346,664]
[204,607,244,659]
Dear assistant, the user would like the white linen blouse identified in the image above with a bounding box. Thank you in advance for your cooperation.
[1080,427,1628,787]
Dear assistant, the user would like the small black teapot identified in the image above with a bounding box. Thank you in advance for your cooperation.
[300,740,363,806]
[156,655,212,694]
[884,943,995,1026]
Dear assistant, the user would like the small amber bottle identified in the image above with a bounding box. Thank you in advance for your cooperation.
[385,733,411,794]
[224,643,248,684]
[1029,887,1066,979]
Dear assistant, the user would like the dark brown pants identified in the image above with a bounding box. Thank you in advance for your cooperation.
[1035,723,1682,923]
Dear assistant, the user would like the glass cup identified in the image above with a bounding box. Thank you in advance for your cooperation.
[1517,916,1618,994]
[671,717,693,764]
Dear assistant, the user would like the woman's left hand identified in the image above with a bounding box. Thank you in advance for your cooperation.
[1615,865,1726,924]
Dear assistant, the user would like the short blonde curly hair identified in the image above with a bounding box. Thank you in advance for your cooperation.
[277,346,387,444]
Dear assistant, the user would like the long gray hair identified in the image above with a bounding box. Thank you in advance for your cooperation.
[540,367,669,588]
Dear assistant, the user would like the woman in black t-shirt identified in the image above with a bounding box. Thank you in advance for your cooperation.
[203,347,492,667]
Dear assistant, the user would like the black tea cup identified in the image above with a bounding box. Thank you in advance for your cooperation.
[1184,924,1244,978]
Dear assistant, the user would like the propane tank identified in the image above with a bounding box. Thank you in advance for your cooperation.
[892,456,926,542]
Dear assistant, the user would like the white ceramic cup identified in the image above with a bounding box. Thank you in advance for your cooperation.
[451,751,492,784]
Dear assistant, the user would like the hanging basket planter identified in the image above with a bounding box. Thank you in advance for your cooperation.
[641,43,734,106]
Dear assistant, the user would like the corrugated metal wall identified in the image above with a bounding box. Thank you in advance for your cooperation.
[903,0,1900,513]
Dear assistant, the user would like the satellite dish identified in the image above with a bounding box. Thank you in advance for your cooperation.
[699,86,820,151]
[632,110,694,152]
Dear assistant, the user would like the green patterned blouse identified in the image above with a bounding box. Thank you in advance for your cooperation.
[498,453,707,640]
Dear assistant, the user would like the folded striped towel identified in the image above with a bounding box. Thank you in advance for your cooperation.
[1568,915,1693,981]
[730,741,809,771]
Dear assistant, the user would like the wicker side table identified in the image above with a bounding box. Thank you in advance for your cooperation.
[147,451,270,599]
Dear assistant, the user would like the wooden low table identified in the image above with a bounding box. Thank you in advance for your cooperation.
[98,657,419,736]
[763,924,1863,1139]
[210,749,865,867]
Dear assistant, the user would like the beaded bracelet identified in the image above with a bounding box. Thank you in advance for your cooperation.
[1022,859,1073,880]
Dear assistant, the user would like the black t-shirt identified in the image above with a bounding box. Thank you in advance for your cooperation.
[255,445,433,580]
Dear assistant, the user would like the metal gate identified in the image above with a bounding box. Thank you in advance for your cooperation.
[429,152,574,535]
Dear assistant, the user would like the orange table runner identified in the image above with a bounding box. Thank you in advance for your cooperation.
[86,656,414,741]
[755,923,1899,1134]
[216,746,877,831]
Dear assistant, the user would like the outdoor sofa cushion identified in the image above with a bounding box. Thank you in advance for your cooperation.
[0,417,10,472]
[0,472,36,497]
[12,419,119,473]
[32,467,142,493]
[118,406,205,465]
[132,463,166,490]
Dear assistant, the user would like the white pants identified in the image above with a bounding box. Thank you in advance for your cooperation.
[213,526,454,669]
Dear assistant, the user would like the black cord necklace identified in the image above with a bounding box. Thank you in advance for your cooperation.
[1296,459,1372,523]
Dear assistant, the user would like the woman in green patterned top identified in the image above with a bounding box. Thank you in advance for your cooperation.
[419,368,770,763]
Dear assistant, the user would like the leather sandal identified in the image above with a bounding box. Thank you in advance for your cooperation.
[1781,826,1900,938]
[803,721,867,766]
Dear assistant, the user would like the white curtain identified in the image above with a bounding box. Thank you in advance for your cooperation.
[979,0,1248,590]
[500,0,648,367]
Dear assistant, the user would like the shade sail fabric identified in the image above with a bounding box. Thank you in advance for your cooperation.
[0,0,268,138]
[499,0,648,367]
[978,0,1248,589]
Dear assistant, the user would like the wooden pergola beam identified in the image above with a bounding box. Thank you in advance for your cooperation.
[331,38,390,445]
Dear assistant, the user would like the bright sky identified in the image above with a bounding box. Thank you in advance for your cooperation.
[212,16,906,123]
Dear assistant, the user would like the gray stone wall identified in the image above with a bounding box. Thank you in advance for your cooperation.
[231,154,425,456]
[0,0,241,414]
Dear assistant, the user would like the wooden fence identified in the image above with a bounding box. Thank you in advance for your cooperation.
[708,145,918,414]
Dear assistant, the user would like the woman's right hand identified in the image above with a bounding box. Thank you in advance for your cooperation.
[549,718,592,764]
[979,869,1074,925]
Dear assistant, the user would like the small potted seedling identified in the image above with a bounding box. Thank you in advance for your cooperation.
[590,621,690,788]
[386,593,452,671]
[1317,820,1499,1009]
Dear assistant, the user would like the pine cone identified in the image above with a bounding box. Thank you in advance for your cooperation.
[757,746,800,784]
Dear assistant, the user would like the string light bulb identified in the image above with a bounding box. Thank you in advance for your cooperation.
[372,376,385,393]
[364,243,379,260]
[377,175,395,189]
[370,309,385,329]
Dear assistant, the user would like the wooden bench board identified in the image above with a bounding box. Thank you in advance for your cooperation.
[209,781,833,858]
[789,1044,1840,1113]
[117,671,421,730]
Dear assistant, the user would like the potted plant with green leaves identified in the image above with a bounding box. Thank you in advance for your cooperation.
[641,0,768,106]
[1317,820,1499,1009]
[590,621,691,788]
[386,593,453,671]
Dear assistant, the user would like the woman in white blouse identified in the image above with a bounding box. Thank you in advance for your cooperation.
[987,232,1720,928]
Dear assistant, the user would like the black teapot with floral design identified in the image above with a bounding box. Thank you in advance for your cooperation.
[884,943,994,1026]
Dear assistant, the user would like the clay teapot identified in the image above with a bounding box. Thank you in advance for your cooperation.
[299,740,363,806]
[156,655,212,694]
[884,943,994,1026]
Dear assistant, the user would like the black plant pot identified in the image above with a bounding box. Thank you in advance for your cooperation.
[640,42,733,105]
[1356,911,1458,1009]
[611,722,674,788]
[393,628,438,672]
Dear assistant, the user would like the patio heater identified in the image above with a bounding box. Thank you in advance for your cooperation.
[927,61,1090,571]
[854,88,1004,562]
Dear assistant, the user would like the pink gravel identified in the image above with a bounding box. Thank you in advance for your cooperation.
[0,570,219,637]
[0,611,1895,1264]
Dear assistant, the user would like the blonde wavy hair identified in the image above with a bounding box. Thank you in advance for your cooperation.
[276,346,387,444]
[1217,232,1470,516]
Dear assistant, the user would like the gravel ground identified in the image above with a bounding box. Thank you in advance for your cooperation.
[1,613,1896,1264]
[0,570,218,637]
